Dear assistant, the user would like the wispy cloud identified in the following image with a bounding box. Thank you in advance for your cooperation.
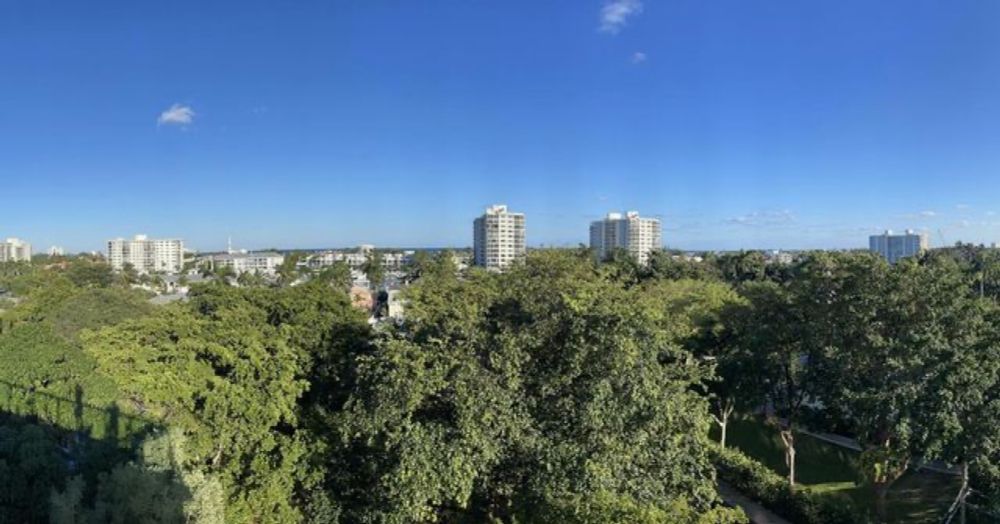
[599,0,643,34]
[956,203,971,210]
[630,51,647,64]
[725,210,796,227]
[899,210,939,220]
[157,103,195,126]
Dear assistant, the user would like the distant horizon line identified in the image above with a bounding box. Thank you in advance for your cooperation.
[29,243,896,256]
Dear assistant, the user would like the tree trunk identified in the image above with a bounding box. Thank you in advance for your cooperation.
[960,461,969,524]
[870,453,908,523]
[779,429,796,487]
[712,400,735,449]
[875,483,890,523]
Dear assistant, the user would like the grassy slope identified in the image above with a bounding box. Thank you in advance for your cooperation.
[714,416,961,523]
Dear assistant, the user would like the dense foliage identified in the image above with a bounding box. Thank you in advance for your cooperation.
[1,245,1000,523]
[334,251,736,522]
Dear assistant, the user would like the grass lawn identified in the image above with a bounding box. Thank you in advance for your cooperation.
[713,416,962,523]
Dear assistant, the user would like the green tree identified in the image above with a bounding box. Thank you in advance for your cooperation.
[235,270,266,288]
[276,252,304,287]
[360,251,385,290]
[402,250,458,285]
[714,251,768,284]
[117,263,140,287]
[47,287,154,342]
[313,262,352,290]
[649,279,753,449]
[722,281,813,487]
[51,429,225,524]
[212,263,235,282]
[65,260,114,289]
[336,250,739,522]
[598,247,645,286]
[0,423,67,523]
[647,251,721,281]
[808,254,998,520]
[83,282,366,522]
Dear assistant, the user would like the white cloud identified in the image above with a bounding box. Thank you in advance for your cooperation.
[725,210,796,227]
[956,203,971,210]
[157,103,195,126]
[599,0,643,34]
[898,210,941,220]
[631,51,647,64]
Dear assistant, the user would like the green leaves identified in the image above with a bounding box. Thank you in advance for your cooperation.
[337,250,734,522]
[82,282,366,522]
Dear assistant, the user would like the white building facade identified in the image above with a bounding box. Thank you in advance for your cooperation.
[307,248,413,271]
[869,229,928,264]
[107,235,184,273]
[473,205,526,270]
[589,211,662,265]
[205,251,285,276]
[0,238,32,262]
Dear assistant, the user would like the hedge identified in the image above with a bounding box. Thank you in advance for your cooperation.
[712,445,860,524]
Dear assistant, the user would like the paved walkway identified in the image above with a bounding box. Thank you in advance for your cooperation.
[769,416,962,476]
[795,427,961,476]
[717,481,792,524]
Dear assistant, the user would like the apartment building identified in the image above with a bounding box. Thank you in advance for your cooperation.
[107,235,184,273]
[0,238,32,262]
[473,205,526,270]
[869,229,928,264]
[589,211,662,265]
[204,251,285,276]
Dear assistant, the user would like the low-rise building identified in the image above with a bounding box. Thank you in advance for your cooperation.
[204,251,285,276]
[308,247,414,271]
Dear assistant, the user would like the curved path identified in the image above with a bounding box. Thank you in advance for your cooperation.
[717,481,792,524]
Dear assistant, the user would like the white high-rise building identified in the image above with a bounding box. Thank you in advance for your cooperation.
[473,204,526,271]
[0,238,32,263]
[590,211,662,265]
[107,235,184,274]
[869,229,928,264]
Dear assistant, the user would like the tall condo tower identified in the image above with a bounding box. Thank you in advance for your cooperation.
[589,211,662,266]
[473,204,526,271]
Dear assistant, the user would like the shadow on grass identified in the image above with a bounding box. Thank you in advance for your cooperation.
[712,415,961,523]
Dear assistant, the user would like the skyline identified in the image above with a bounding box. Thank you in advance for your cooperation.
[0,213,962,255]
[4,1,1000,252]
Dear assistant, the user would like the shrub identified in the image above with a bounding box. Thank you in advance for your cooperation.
[712,446,859,524]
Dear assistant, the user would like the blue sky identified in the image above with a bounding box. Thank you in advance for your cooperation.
[3,1,1000,252]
